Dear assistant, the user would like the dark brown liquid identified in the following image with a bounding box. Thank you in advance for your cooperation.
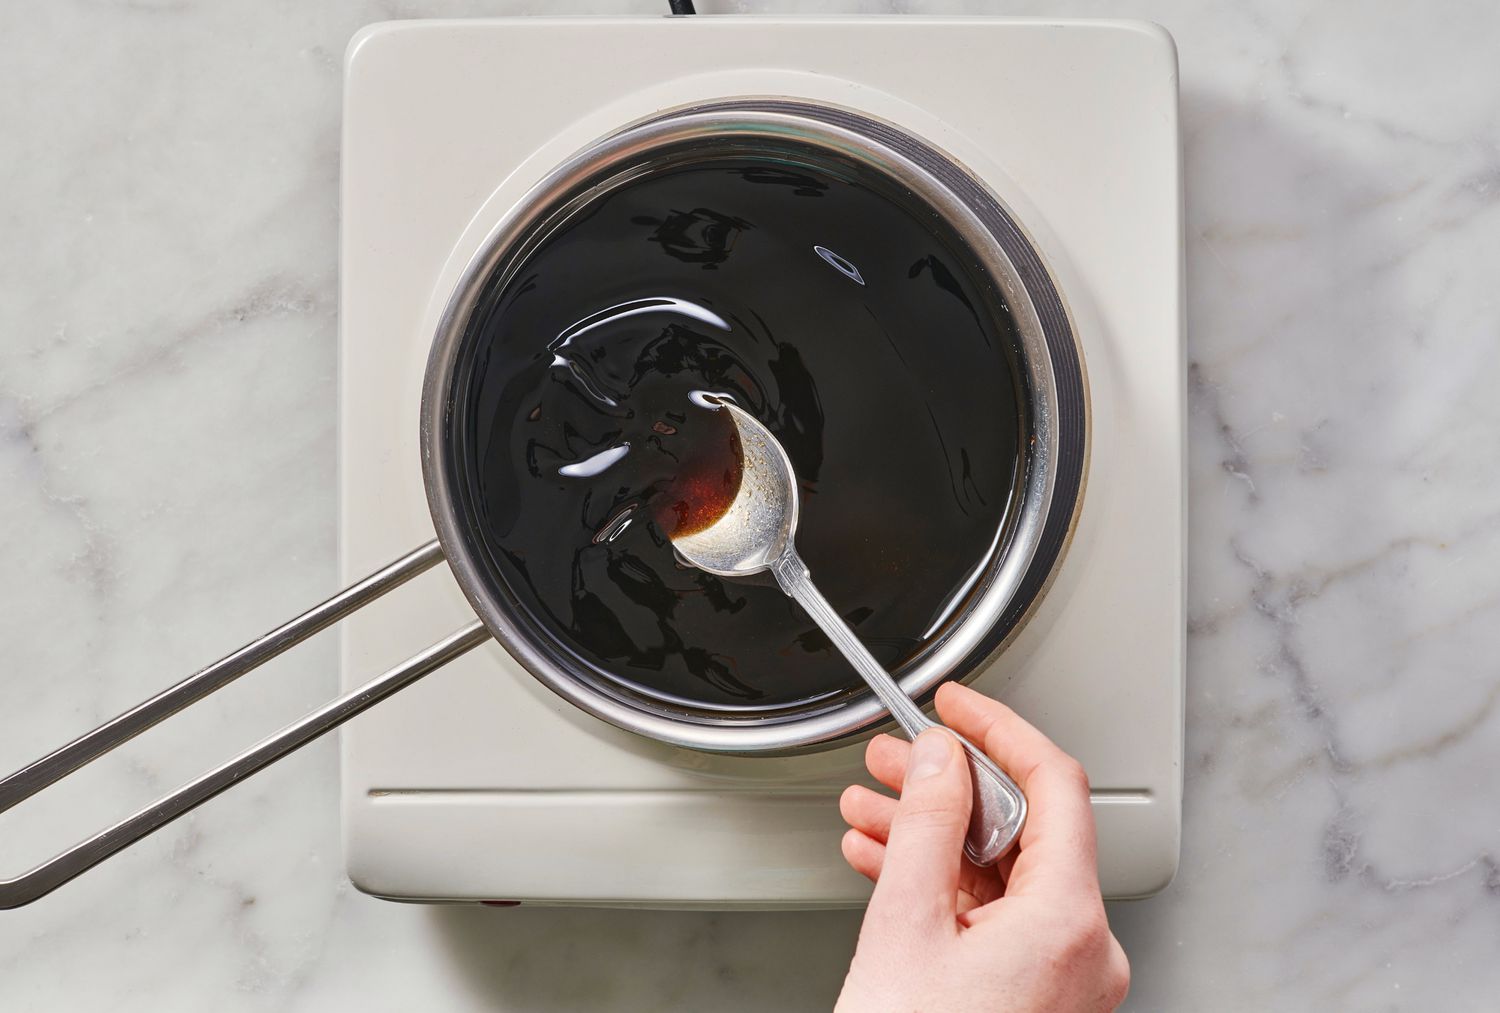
[650,403,742,539]
[449,152,1026,712]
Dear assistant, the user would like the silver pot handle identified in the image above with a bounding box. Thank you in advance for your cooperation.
[0,540,491,909]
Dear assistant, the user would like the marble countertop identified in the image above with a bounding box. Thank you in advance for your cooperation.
[2,2,1496,1009]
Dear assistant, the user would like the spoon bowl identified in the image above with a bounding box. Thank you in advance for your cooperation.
[672,400,798,577]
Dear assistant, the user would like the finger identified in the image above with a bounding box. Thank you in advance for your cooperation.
[995,847,1021,886]
[839,784,898,843]
[956,849,1023,928]
[865,734,910,792]
[842,830,992,916]
[935,683,1100,899]
[866,728,972,929]
[866,728,1024,893]
[873,690,1093,900]
[841,828,885,882]
[865,735,1011,882]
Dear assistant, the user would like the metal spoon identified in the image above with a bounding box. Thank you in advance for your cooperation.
[671,399,1027,865]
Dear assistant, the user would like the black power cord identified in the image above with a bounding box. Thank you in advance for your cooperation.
[668,0,697,14]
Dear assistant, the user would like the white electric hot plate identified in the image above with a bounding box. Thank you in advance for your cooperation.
[339,16,1182,906]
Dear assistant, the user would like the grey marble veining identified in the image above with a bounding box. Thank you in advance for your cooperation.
[2,2,1497,1009]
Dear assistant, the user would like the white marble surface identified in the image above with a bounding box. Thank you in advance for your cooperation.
[1,1,1497,1009]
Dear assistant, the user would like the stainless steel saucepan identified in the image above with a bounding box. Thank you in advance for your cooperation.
[1,100,1086,908]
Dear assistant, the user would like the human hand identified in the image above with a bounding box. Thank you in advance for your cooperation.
[836,682,1129,1012]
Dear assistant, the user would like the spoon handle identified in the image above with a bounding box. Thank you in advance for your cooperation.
[771,551,1026,866]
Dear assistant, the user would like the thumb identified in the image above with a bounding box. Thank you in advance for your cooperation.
[867,728,972,927]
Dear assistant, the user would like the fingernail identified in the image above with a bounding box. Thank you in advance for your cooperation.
[907,729,953,781]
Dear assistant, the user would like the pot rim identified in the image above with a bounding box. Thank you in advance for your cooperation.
[420,98,1087,754]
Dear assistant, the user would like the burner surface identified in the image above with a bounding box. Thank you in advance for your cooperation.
[340,15,1183,905]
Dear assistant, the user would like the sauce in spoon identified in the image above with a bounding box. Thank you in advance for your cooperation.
[651,401,743,539]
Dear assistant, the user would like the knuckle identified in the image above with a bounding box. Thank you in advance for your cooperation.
[1057,906,1111,959]
[1054,756,1092,794]
[1033,908,1127,1008]
[1107,952,1132,1007]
